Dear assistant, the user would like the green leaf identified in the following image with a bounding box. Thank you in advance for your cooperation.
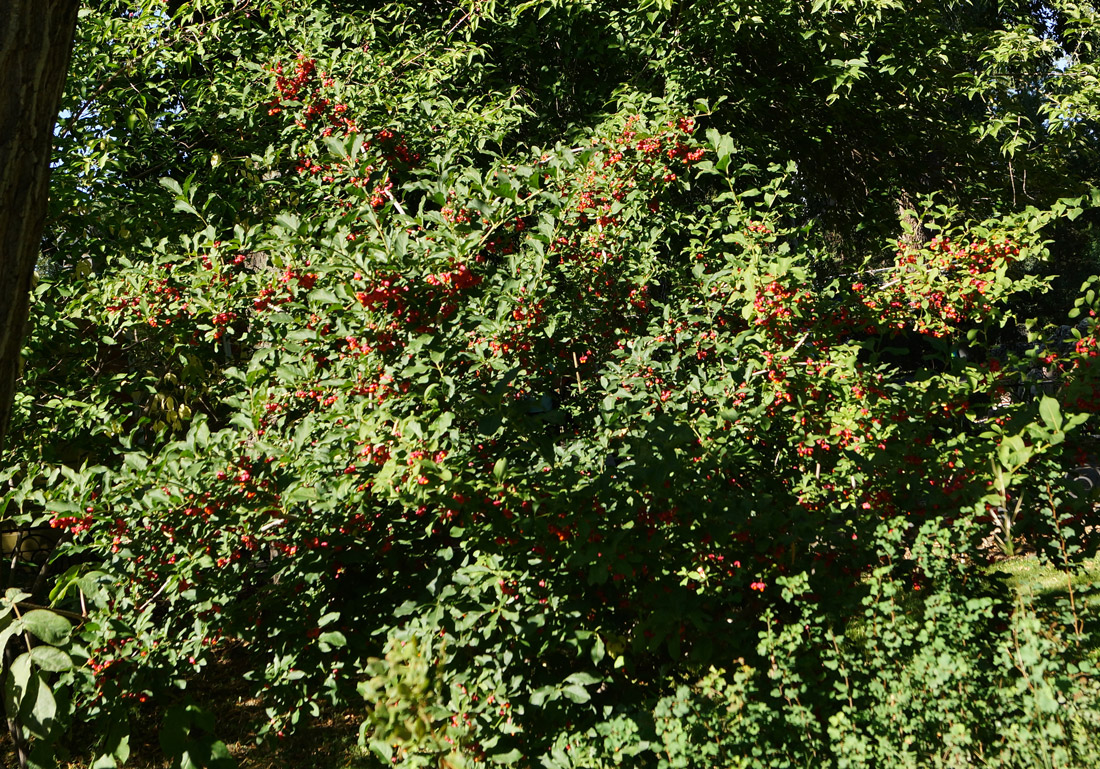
[275,212,301,233]
[479,413,502,436]
[159,177,183,196]
[561,684,591,703]
[21,610,71,646]
[529,685,558,707]
[318,631,347,652]
[29,646,72,672]
[0,617,20,657]
[92,720,131,769]
[998,434,1031,468]
[22,670,58,740]
[4,652,32,717]
[174,199,200,217]
[161,704,236,769]
[591,634,606,665]
[1039,395,1063,433]
[123,453,148,472]
[323,135,349,159]
[3,588,30,607]
[490,748,523,764]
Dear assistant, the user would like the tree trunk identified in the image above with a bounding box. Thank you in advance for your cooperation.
[0,0,80,453]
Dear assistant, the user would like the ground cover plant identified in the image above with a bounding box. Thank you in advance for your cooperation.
[5,0,1100,767]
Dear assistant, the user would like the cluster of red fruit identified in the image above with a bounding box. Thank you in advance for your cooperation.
[856,236,1021,337]
[49,514,94,534]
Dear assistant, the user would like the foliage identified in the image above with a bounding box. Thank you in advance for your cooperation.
[6,0,1100,767]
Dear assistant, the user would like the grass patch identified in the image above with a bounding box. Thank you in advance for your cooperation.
[988,553,1100,608]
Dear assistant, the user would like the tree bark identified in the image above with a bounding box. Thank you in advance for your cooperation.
[0,1,80,453]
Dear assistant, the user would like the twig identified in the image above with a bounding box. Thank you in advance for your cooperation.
[137,578,174,613]
[829,631,855,710]
[1048,483,1084,643]
[790,331,810,356]
[13,603,87,624]
[3,642,29,769]
[9,604,32,656]
[444,10,471,38]
[384,188,407,217]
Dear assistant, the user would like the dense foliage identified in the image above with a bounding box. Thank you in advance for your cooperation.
[5,1,1100,767]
